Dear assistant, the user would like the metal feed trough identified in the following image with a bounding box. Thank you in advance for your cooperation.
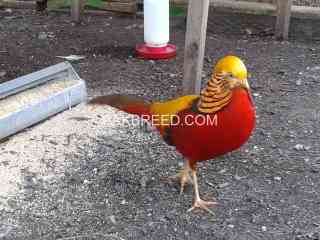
[0,62,87,140]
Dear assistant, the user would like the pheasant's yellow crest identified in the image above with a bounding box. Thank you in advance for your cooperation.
[214,55,248,81]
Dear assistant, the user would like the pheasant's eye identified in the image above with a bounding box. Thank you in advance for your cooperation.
[222,73,233,80]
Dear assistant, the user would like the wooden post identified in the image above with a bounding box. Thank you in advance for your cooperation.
[275,0,292,40]
[71,0,85,23]
[182,0,210,95]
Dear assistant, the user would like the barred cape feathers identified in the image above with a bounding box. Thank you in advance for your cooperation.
[197,72,233,114]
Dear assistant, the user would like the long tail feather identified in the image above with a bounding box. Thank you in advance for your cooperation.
[88,94,151,116]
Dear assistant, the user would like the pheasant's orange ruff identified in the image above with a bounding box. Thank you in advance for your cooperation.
[198,72,233,113]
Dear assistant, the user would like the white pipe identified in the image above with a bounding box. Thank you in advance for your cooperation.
[144,0,170,47]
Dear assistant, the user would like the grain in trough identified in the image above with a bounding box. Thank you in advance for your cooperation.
[0,62,87,140]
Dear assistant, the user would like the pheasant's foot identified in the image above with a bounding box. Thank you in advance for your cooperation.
[161,169,192,194]
[160,173,179,182]
[187,198,217,215]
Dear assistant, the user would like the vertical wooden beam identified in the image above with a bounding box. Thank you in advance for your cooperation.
[71,0,85,23]
[275,0,292,40]
[182,0,210,95]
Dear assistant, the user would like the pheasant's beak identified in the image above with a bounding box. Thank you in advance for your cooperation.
[241,78,250,90]
[227,76,250,90]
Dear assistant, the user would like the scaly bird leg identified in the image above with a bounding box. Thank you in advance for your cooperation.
[188,168,217,215]
[161,161,192,194]
[179,161,192,194]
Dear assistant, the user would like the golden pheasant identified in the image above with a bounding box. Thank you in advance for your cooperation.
[89,56,256,214]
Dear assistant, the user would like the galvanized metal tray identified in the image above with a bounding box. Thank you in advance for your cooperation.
[0,62,87,140]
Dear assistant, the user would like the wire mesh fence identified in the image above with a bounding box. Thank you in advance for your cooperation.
[223,0,320,7]
[293,0,320,7]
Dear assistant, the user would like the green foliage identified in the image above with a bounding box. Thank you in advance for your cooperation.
[47,0,69,10]
[47,0,103,10]
[169,4,185,17]
[86,0,103,9]
[48,0,183,15]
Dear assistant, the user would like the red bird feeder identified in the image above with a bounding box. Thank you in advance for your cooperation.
[135,0,176,60]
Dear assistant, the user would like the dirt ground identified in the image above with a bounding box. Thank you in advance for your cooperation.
[1,7,320,240]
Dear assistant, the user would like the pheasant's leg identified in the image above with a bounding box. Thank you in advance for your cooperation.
[179,161,192,194]
[161,161,192,193]
[188,168,217,215]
